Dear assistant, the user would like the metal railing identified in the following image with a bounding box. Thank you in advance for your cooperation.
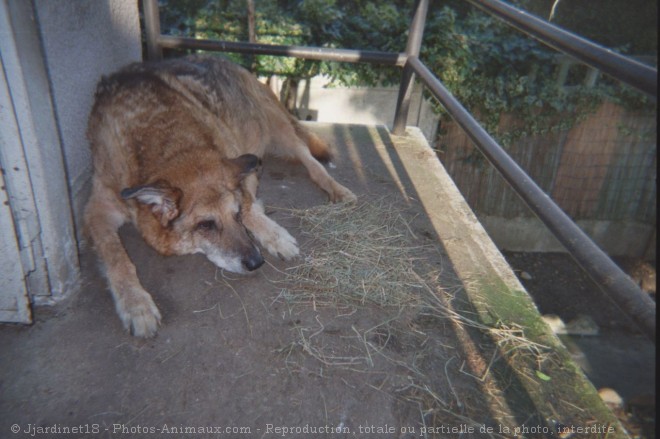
[142,0,656,341]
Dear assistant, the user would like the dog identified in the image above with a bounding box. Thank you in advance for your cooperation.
[84,55,356,337]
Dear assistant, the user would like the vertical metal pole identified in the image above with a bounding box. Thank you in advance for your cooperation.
[392,0,429,135]
[246,0,257,71]
[143,0,163,60]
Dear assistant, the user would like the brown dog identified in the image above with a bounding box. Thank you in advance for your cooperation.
[84,55,355,337]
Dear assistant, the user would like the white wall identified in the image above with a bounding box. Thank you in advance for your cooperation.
[268,76,440,142]
[0,0,142,311]
[35,0,142,222]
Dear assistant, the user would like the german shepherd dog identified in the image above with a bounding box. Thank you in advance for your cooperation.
[84,55,355,337]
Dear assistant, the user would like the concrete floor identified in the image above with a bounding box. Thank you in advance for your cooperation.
[0,123,645,438]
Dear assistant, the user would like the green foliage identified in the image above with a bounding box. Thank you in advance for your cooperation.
[424,9,585,141]
[521,0,657,54]
[158,0,655,140]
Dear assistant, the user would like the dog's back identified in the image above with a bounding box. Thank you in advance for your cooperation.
[89,68,194,189]
[91,55,331,163]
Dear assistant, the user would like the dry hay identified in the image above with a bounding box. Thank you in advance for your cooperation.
[268,200,489,431]
[275,198,431,310]
[267,198,549,436]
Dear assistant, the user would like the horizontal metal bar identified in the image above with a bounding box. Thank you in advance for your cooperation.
[408,56,656,341]
[465,0,657,98]
[158,35,407,66]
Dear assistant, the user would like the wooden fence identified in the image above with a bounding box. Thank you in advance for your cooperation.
[436,102,657,227]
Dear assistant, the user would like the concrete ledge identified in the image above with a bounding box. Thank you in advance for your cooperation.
[391,126,629,438]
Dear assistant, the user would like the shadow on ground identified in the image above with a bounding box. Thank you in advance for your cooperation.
[0,124,636,438]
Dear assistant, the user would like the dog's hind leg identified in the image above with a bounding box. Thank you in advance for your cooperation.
[84,181,161,337]
[293,123,333,163]
[275,122,356,203]
[293,140,357,203]
[240,173,299,260]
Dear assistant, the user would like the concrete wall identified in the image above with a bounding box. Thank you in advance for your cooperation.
[268,76,440,142]
[481,216,656,259]
[34,0,142,223]
[0,0,142,309]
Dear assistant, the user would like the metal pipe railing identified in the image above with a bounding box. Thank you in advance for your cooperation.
[156,35,406,66]
[408,55,656,341]
[392,0,430,135]
[465,0,657,98]
[143,0,163,60]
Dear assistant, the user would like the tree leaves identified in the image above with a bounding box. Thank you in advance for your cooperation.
[159,0,653,135]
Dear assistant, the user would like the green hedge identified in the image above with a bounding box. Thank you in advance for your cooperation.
[157,0,656,138]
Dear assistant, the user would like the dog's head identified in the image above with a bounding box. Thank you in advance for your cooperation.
[121,154,264,274]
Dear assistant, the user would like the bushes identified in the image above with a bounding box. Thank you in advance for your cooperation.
[158,0,655,138]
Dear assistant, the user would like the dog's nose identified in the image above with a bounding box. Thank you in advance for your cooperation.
[243,252,265,271]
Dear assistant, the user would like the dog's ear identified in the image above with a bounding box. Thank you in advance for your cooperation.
[121,180,182,227]
[227,154,261,180]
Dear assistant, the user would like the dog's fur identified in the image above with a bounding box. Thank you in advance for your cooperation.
[84,55,355,337]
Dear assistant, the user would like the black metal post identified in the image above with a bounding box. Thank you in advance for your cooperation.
[465,0,657,98]
[408,56,656,341]
[392,0,429,135]
[143,0,163,61]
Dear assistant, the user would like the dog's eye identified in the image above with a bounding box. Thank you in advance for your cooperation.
[195,220,218,232]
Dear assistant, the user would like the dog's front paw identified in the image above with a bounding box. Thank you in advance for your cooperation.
[264,228,299,260]
[114,286,162,338]
[331,184,357,204]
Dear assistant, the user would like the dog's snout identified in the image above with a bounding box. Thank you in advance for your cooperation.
[243,251,265,271]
